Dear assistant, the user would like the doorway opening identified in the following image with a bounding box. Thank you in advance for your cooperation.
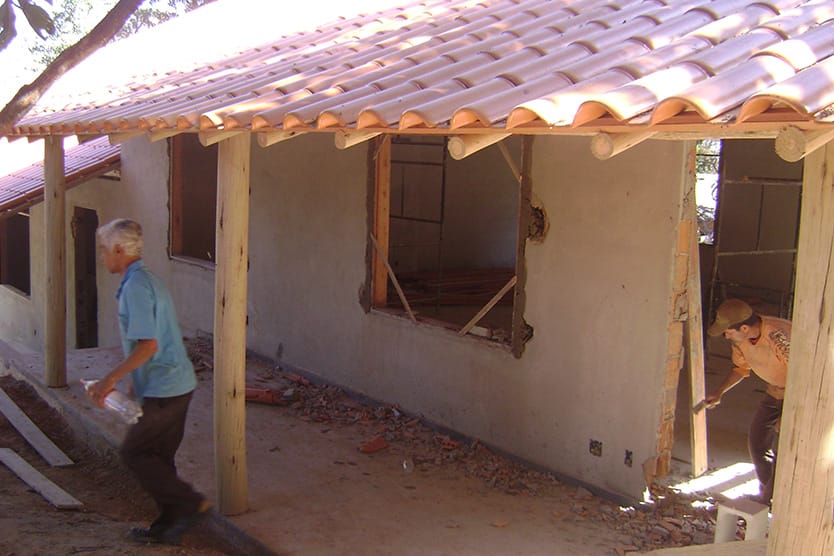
[73,207,99,348]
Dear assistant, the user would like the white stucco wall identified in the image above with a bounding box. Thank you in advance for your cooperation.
[2,133,686,500]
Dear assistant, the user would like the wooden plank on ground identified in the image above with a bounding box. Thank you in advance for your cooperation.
[0,387,73,467]
[0,448,82,509]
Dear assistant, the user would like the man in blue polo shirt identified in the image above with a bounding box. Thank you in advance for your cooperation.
[88,218,209,545]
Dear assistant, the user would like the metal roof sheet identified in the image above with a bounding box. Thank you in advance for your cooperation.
[5,0,834,139]
[0,137,120,216]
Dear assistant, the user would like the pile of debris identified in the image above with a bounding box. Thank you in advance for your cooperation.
[186,337,722,553]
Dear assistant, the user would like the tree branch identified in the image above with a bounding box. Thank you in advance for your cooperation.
[0,0,145,133]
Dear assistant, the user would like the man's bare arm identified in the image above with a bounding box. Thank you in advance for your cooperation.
[88,339,158,406]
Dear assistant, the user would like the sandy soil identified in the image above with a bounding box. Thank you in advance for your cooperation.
[0,375,231,556]
[1,338,740,555]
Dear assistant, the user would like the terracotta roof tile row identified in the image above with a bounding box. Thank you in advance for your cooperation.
[6,0,834,138]
[0,137,120,215]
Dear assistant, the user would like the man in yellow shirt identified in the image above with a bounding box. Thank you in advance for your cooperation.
[705,298,790,505]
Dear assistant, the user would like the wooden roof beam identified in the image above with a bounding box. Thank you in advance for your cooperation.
[591,132,655,160]
[108,131,145,145]
[775,126,834,163]
[256,130,306,148]
[448,133,509,160]
[148,129,182,142]
[199,130,245,147]
[335,130,381,150]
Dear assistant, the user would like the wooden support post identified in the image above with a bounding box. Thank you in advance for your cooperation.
[213,133,250,516]
[44,136,66,388]
[768,141,834,554]
[687,211,708,477]
[371,136,391,307]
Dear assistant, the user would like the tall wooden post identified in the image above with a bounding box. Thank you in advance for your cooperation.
[685,145,708,478]
[371,136,390,307]
[44,136,67,388]
[768,141,834,554]
[213,133,250,515]
[686,227,708,477]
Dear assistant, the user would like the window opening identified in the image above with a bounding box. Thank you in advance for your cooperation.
[0,211,31,295]
[370,135,531,351]
[170,134,218,262]
[706,139,801,328]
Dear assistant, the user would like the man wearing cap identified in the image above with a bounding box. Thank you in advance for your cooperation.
[705,298,791,505]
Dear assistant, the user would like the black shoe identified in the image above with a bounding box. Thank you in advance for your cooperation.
[160,500,212,543]
[127,526,167,545]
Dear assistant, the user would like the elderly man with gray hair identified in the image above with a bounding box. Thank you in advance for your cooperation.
[88,218,209,544]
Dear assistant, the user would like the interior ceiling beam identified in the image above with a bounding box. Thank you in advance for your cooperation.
[591,131,655,160]
[199,130,245,147]
[447,133,510,160]
[257,130,306,148]
[775,126,834,163]
[334,130,381,150]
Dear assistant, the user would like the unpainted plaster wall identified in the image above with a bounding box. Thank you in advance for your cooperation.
[0,174,124,354]
[4,133,686,499]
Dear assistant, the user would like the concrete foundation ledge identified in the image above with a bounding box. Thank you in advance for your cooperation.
[0,342,277,556]
[646,539,766,555]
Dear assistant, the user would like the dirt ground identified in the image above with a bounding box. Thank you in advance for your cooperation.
[1,337,741,555]
[0,374,233,556]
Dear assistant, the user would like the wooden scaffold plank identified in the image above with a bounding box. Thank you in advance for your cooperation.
[0,448,82,509]
[0,387,73,467]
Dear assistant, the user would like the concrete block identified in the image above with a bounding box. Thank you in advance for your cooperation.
[714,498,769,543]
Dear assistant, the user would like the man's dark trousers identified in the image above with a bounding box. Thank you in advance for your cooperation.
[120,391,203,528]
[748,394,782,502]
